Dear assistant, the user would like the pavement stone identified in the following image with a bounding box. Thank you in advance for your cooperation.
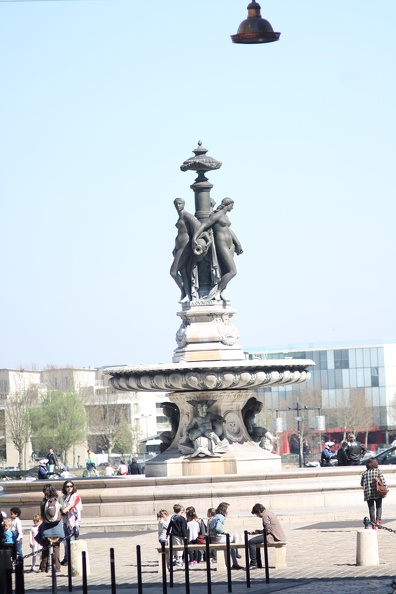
[15,509,396,594]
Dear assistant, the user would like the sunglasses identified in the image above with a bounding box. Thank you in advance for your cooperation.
[66,485,74,488]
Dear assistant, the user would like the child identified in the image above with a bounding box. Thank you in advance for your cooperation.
[186,510,201,565]
[157,509,169,545]
[207,507,217,562]
[10,507,23,559]
[166,504,187,567]
[3,518,17,559]
[29,515,42,571]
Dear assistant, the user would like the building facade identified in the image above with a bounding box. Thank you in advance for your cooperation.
[244,340,396,451]
[0,366,169,468]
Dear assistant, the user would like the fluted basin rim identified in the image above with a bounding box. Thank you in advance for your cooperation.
[104,358,315,376]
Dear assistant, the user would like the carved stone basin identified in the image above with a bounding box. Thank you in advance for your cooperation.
[105,359,311,392]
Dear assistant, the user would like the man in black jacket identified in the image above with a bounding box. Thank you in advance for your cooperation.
[345,433,366,465]
[166,504,187,566]
[128,457,142,475]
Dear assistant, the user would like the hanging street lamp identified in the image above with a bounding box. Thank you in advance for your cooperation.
[231,1,280,44]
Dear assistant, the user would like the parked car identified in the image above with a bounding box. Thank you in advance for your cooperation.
[360,445,396,465]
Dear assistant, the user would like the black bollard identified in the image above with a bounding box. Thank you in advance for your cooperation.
[15,555,25,594]
[136,544,143,594]
[51,551,57,594]
[183,537,190,594]
[67,537,72,592]
[205,536,212,594]
[0,550,12,594]
[160,541,167,594]
[363,517,371,529]
[169,535,174,588]
[82,550,88,594]
[226,533,232,593]
[262,528,269,584]
[244,530,250,589]
[110,547,116,594]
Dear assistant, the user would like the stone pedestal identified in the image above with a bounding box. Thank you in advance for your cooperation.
[70,540,90,577]
[356,529,379,566]
[173,302,244,363]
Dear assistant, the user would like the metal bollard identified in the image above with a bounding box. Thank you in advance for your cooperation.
[0,550,12,594]
[244,530,251,589]
[205,535,212,594]
[262,527,269,584]
[169,536,174,588]
[160,541,167,594]
[51,551,57,594]
[110,548,116,594]
[82,550,88,594]
[136,544,143,594]
[183,537,190,594]
[15,555,25,594]
[226,533,232,593]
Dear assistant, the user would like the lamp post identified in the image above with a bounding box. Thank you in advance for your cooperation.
[140,414,152,439]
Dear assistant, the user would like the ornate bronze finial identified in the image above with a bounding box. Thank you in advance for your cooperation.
[180,141,222,174]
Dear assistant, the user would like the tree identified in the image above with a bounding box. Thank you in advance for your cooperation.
[324,388,374,445]
[5,386,38,469]
[113,415,133,456]
[86,388,131,455]
[30,390,87,465]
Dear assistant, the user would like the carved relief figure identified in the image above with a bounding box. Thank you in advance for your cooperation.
[179,400,228,458]
[192,198,243,302]
[170,198,201,302]
[158,402,180,453]
[242,397,268,443]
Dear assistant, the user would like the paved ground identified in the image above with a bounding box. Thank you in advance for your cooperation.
[13,505,396,594]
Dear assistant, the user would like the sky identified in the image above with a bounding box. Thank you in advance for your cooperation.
[1,0,396,369]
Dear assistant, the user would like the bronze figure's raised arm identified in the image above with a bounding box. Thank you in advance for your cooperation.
[192,198,243,303]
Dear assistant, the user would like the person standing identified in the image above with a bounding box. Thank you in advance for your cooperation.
[86,450,99,477]
[248,503,286,569]
[29,515,42,571]
[345,433,366,465]
[10,507,23,559]
[60,481,82,565]
[166,504,187,567]
[47,448,58,474]
[337,441,349,466]
[36,484,67,572]
[128,457,142,475]
[360,458,387,528]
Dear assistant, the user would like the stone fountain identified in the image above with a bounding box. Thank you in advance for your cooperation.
[105,142,314,477]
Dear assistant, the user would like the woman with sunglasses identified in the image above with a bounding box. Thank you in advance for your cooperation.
[60,481,82,566]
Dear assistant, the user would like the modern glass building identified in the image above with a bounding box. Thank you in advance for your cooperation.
[244,339,396,446]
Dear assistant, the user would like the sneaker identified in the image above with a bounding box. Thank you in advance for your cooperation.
[249,563,258,570]
[372,524,377,530]
[176,560,184,567]
[376,520,381,525]
[231,564,245,570]
[60,560,68,566]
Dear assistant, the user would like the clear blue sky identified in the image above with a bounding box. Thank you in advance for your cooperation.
[1,0,395,369]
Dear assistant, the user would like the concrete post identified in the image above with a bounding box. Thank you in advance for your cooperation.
[356,529,379,566]
[70,540,90,577]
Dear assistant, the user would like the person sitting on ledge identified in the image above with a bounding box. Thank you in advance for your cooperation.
[248,503,286,570]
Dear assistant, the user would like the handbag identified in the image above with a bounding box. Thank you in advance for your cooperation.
[196,534,206,545]
[374,475,388,498]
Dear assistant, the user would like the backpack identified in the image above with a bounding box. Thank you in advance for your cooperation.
[44,497,61,523]
[374,476,388,498]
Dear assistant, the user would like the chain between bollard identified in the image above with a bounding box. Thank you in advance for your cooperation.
[15,531,75,566]
[363,517,396,534]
